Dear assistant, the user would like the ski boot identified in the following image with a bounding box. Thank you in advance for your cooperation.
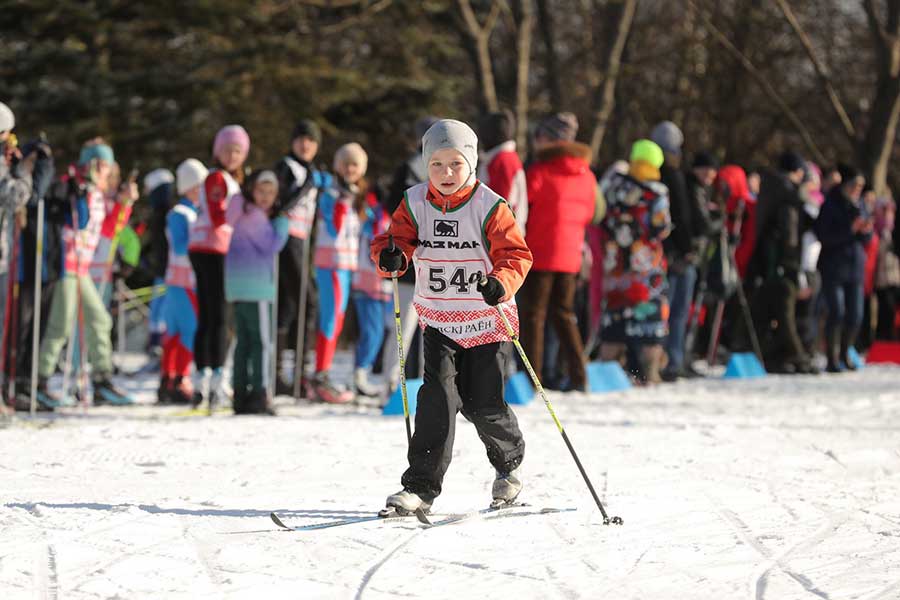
[28,378,64,411]
[209,369,229,410]
[157,375,172,405]
[11,378,51,412]
[13,380,56,412]
[491,468,523,508]
[275,376,294,397]
[379,489,432,518]
[243,388,277,416]
[354,368,382,398]
[168,376,194,405]
[92,377,135,406]
[313,372,353,404]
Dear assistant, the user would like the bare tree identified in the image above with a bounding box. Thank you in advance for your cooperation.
[512,0,534,151]
[535,0,563,108]
[861,0,900,194]
[457,0,502,112]
[773,0,856,140]
[686,0,827,163]
[589,0,638,164]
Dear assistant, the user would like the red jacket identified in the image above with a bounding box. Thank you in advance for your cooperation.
[717,165,755,278]
[480,142,528,232]
[524,142,598,273]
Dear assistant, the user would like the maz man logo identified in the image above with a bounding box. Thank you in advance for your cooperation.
[433,220,458,237]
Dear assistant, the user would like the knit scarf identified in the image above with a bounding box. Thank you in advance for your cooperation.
[629,160,661,183]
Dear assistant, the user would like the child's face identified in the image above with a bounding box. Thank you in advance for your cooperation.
[217,143,246,172]
[92,159,113,191]
[291,136,319,162]
[428,148,471,195]
[337,160,363,185]
[184,185,202,205]
[253,181,278,213]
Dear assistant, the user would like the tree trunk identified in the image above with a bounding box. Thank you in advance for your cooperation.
[588,0,638,165]
[860,74,900,195]
[535,0,563,108]
[457,0,501,113]
[514,0,534,153]
[687,0,826,164]
[860,0,900,195]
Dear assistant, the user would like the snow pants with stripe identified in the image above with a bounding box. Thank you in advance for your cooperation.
[161,286,198,378]
[315,267,351,373]
[233,301,273,396]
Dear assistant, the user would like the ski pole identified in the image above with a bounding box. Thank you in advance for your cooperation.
[30,196,45,415]
[270,255,279,405]
[293,236,310,400]
[486,282,623,526]
[388,236,412,445]
[7,220,22,409]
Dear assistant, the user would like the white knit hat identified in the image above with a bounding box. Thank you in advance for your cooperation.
[422,119,478,174]
[143,168,174,195]
[176,158,209,195]
[333,142,368,175]
[0,102,14,133]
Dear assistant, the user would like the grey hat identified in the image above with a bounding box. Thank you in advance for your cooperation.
[422,119,479,174]
[535,112,579,142]
[650,121,684,155]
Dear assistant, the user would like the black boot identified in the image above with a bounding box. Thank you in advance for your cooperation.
[157,375,172,405]
[825,327,843,373]
[841,327,859,371]
[169,376,193,405]
[93,376,135,406]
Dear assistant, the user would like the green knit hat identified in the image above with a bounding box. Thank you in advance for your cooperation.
[629,139,664,169]
[78,143,114,166]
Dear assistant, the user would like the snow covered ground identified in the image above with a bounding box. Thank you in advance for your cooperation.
[2,361,899,599]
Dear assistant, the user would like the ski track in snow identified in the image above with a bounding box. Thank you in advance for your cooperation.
[1,357,900,598]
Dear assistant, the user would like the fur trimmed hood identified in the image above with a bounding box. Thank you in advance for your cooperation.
[533,141,592,164]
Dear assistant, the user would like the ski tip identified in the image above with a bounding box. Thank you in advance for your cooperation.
[270,512,289,529]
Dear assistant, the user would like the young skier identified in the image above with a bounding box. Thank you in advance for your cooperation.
[225,170,289,414]
[189,125,248,407]
[36,140,132,405]
[88,162,138,305]
[311,143,368,404]
[371,119,533,515]
[157,159,206,404]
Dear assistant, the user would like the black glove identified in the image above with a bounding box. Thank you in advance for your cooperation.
[477,277,505,306]
[379,245,404,273]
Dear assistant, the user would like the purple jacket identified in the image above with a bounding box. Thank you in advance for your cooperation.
[225,194,289,301]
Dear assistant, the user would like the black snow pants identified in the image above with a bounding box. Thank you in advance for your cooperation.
[401,326,525,501]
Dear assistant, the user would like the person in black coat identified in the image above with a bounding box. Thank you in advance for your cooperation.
[749,152,816,374]
[814,166,871,372]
